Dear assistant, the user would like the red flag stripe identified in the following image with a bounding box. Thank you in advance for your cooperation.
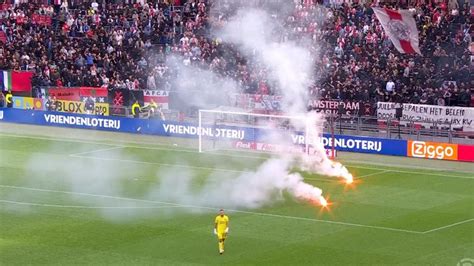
[399,40,416,53]
[384,8,402,20]
[144,96,168,103]
[11,71,33,92]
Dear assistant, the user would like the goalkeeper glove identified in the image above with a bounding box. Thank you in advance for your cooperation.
[225,228,229,234]
[213,228,217,235]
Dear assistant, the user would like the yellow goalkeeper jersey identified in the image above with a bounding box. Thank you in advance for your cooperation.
[215,215,229,232]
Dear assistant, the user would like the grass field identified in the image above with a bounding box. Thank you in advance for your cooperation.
[0,125,473,265]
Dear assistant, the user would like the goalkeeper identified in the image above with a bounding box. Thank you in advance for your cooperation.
[213,209,229,254]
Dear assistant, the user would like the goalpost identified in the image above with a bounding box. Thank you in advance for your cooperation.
[198,109,326,156]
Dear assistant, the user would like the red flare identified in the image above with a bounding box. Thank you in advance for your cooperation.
[341,177,362,191]
[309,196,332,212]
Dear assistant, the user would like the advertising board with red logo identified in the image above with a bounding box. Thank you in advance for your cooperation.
[233,140,336,158]
[47,87,107,102]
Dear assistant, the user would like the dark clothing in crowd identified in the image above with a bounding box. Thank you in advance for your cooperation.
[0,0,471,107]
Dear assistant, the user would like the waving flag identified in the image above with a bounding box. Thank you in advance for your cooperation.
[2,71,11,91]
[1,71,33,92]
[373,7,421,55]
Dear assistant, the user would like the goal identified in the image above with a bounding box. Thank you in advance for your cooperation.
[197,109,331,157]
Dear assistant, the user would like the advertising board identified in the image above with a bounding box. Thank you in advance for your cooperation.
[407,140,458,161]
[55,100,109,116]
[1,108,471,162]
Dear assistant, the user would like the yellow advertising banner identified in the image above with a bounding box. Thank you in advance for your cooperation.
[55,100,109,116]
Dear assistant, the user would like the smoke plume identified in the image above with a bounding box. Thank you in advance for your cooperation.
[2,4,356,220]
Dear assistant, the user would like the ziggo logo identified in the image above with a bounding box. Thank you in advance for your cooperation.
[408,141,458,160]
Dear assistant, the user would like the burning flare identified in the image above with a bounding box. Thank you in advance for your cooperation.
[330,161,354,184]
[286,173,327,207]
[319,196,328,207]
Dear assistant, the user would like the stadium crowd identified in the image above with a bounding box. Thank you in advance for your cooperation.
[0,0,472,107]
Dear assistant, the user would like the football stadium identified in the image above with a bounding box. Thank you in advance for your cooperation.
[0,0,473,265]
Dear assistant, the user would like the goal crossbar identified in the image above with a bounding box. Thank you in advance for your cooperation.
[198,109,306,120]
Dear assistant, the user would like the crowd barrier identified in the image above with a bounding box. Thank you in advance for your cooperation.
[0,108,472,162]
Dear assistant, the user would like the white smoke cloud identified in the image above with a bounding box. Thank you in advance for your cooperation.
[147,156,323,210]
[218,9,313,115]
[2,4,355,220]
[166,55,241,110]
[295,112,354,184]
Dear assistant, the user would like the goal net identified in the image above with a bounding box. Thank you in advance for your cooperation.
[198,109,333,158]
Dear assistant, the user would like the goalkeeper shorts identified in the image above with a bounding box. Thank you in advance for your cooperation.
[217,232,227,240]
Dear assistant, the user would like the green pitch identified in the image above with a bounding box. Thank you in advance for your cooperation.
[0,126,473,265]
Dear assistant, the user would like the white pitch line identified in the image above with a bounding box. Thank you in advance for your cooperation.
[0,185,181,207]
[422,218,474,234]
[356,170,391,178]
[0,184,423,234]
[304,170,390,182]
[345,164,473,179]
[72,154,392,181]
[341,158,474,173]
[0,199,185,210]
[69,146,125,156]
[70,154,249,174]
[1,132,471,179]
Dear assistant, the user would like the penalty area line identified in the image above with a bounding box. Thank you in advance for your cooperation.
[70,154,249,174]
[71,154,393,179]
[68,146,125,156]
[0,184,423,234]
[0,199,186,210]
[356,170,391,178]
[422,218,474,234]
[304,170,390,182]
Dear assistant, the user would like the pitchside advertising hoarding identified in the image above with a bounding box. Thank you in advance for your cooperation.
[407,140,458,160]
[12,97,45,110]
[11,97,109,116]
[54,99,109,116]
[232,140,337,158]
[0,108,472,162]
[406,140,474,162]
[0,109,121,130]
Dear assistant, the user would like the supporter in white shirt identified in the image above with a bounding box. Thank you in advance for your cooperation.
[363,24,369,34]
[106,44,114,54]
[61,0,68,12]
[91,1,99,11]
[180,36,189,47]
[386,80,395,93]
[101,74,109,86]
[147,73,156,90]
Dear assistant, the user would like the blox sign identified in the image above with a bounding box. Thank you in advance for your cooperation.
[407,140,458,160]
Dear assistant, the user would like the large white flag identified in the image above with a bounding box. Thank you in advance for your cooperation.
[373,7,421,55]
